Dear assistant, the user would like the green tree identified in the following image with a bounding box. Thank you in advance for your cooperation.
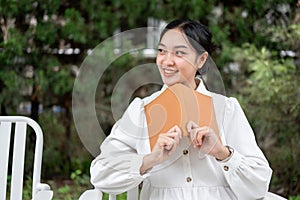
[228,23,300,195]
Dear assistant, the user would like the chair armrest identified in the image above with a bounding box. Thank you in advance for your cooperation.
[33,191,53,200]
[79,189,103,200]
[32,183,53,200]
[36,183,51,191]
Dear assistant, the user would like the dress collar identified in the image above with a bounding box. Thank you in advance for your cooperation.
[195,79,211,96]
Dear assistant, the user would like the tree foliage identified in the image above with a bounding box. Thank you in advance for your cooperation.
[228,24,300,195]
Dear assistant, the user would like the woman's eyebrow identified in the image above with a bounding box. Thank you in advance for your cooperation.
[158,43,189,49]
[174,45,188,49]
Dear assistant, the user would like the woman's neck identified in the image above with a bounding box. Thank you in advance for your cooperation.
[194,77,201,89]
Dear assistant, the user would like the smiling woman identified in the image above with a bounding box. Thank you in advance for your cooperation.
[89,19,275,200]
[156,28,208,89]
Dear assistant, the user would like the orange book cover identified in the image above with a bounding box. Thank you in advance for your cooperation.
[144,83,221,150]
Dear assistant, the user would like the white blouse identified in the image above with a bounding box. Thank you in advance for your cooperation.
[90,82,272,200]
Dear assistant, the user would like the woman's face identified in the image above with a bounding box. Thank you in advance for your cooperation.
[156,29,202,88]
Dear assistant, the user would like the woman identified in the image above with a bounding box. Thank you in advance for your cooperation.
[90,19,272,200]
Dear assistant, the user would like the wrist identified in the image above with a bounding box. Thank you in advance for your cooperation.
[215,145,232,161]
[140,153,157,174]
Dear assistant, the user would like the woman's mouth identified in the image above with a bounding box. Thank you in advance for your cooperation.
[162,67,178,76]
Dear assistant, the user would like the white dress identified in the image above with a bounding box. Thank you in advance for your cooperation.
[90,82,272,200]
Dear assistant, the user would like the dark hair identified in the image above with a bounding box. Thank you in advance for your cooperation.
[159,19,214,75]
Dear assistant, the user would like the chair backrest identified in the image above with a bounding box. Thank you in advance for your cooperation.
[0,116,53,200]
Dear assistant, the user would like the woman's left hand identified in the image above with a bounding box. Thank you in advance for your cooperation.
[186,121,231,161]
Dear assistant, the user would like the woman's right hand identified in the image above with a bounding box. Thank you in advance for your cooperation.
[140,125,182,174]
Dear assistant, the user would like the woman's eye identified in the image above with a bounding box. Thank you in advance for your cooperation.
[157,48,166,54]
[175,51,185,56]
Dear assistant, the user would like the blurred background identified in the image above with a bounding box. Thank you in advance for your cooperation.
[0,0,299,199]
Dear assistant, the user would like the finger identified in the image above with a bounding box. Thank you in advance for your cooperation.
[166,137,179,155]
[160,134,179,153]
[192,127,209,147]
[158,135,176,150]
[196,126,213,138]
[168,125,182,139]
[186,120,199,132]
[189,126,203,140]
[164,139,175,151]
[193,127,214,148]
[189,127,200,147]
[166,131,181,145]
[166,126,182,144]
[193,130,202,147]
[168,141,178,155]
[166,133,180,145]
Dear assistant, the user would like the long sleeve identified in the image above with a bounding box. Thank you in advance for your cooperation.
[219,97,273,199]
[90,98,151,195]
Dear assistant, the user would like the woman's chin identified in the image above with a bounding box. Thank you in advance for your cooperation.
[163,80,178,87]
[162,77,179,86]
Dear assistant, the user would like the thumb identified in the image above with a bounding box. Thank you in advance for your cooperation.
[186,120,198,132]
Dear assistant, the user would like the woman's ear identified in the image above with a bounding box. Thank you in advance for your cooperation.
[197,52,208,70]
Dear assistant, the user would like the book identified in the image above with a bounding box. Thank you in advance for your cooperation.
[144,83,221,150]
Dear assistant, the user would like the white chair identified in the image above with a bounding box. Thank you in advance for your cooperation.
[79,187,286,200]
[0,116,53,200]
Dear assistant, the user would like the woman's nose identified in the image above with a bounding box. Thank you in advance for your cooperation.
[162,52,175,66]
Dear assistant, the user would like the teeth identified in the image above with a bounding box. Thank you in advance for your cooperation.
[165,69,175,73]
[163,68,177,74]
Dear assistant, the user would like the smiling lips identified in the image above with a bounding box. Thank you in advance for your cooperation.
[162,67,178,76]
